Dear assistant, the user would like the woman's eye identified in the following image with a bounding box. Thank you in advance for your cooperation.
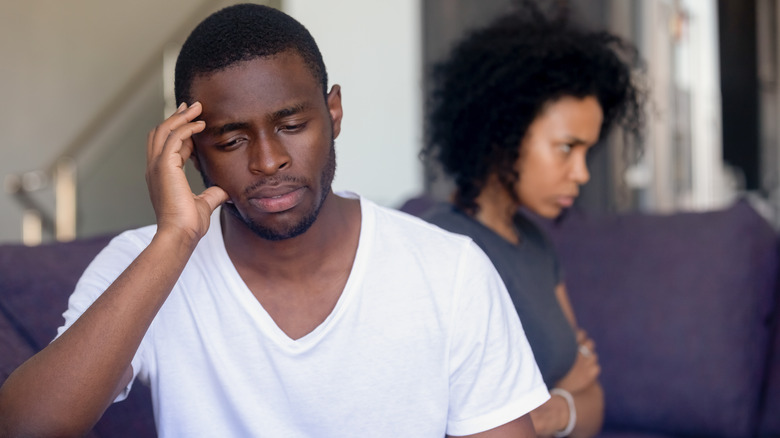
[558,144,572,153]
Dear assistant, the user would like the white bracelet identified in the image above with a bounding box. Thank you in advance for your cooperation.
[550,388,576,437]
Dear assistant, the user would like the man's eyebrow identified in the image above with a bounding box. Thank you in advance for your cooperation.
[268,102,310,122]
[203,102,311,136]
[207,122,251,136]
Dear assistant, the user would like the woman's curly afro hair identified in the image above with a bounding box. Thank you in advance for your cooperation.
[423,1,645,214]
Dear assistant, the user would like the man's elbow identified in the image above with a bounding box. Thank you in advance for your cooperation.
[0,386,96,438]
[0,410,95,438]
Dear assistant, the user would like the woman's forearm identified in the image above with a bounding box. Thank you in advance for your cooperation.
[568,382,604,438]
[528,381,603,438]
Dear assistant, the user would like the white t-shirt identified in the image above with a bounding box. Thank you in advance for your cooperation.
[59,194,548,437]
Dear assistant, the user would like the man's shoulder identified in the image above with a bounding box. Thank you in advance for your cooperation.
[106,224,158,252]
[419,202,480,236]
[76,224,160,275]
[366,198,475,246]
[359,197,497,272]
[106,206,224,257]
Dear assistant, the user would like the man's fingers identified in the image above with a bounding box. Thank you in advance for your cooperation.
[178,140,194,168]
[155,108,202,151]
[198,186,230,212]
[149,102,186,155]
[146,130,155,165]
[149,102,203,156]
[162,121,205,165]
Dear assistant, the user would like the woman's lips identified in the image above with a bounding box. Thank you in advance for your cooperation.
[249,187,306,213]
[556,196,575,208]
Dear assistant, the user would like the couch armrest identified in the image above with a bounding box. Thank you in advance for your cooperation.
[538,200,778,438]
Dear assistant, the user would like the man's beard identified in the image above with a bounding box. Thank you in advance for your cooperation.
[200,141,337,241]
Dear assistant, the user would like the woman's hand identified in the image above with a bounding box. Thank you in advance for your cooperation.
[530,328,603,437]
[556,329,600,394]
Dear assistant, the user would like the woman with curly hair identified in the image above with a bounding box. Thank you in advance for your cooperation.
[421,4,644,437]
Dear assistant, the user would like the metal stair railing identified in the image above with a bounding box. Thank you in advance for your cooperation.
[3,0,226,245]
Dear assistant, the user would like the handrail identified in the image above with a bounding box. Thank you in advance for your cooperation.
[4,0,223,244]
[46,0,225,176]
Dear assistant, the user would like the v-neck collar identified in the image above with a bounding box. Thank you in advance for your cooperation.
[207,195,370,352]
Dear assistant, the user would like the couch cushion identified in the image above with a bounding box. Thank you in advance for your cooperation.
[0,234,156,437]
[0,234,115,349]
[539,200,778,438]
[0,310,35,381]
[597,431,678,438]
[758,282,780,437]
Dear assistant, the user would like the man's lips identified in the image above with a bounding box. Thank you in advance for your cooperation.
[248,186,306,213]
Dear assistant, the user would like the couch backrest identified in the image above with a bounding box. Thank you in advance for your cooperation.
[0,235,115,349]
[758,279,780,438]
[0,233,156,437]
[0,310,36,382]
[538,200,779,438]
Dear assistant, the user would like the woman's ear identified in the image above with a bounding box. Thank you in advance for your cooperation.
[327,84,343,139]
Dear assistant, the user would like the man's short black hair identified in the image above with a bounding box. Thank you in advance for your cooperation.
[175,3,328,105]
[424,2,645,213]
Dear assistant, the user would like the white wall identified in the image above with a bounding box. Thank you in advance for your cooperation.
[0,0,422,243]
[0,0,227,243]
[283,0,424,208]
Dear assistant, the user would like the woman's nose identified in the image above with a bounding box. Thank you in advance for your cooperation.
[570,152,590,185]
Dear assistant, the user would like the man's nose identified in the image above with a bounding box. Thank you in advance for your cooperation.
[248,135,291,175]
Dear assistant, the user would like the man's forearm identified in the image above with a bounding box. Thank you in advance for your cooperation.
[0,229,197,437]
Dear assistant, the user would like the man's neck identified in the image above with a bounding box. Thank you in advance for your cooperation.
[220,192,362,340]
[220,192,361,282]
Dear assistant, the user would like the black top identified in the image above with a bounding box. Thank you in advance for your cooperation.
[422,203,577,387]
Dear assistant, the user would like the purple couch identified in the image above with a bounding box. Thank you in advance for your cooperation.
[2,198,778,437]
[402,197,779,438]
[536,200,780,438]
[0,234,156,437]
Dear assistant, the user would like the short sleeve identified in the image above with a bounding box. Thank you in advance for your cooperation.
[55,230,153,402]
[446,241,549,436]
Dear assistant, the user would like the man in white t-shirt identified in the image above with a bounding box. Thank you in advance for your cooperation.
[0,4,548,437]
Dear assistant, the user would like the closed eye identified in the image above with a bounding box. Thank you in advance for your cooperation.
[215,137,246,150]
[280,122,307,133]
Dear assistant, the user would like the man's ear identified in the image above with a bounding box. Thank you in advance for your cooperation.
[327,84,343,139]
